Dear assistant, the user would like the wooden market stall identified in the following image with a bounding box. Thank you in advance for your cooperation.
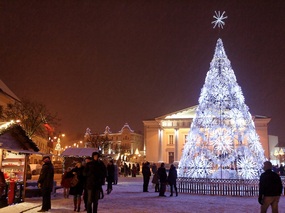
[0,123,39,208]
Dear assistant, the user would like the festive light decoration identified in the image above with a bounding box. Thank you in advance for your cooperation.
[212,11,227,29]
[178,38,265,179]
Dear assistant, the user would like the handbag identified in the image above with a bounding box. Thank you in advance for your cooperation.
[70,174,79,187]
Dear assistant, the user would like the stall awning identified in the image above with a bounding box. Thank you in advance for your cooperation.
[0,123,39,153]
[61,148,98,157]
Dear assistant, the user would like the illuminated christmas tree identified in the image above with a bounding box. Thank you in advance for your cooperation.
[178,38,265,179]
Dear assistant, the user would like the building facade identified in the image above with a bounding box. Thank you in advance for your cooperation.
[85,123,144,162]
[143,106,271,164]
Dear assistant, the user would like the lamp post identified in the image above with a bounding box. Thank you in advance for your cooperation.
[274,148,284,165]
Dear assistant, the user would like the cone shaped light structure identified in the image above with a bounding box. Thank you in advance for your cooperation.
[178,38,265,179]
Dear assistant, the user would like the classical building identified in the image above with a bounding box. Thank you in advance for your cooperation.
[143,106,271,164]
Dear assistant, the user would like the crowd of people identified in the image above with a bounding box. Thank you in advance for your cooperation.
[37,152,115,213]
[37,155,179,212]
[121,162,140,177]
[37,156,285,213]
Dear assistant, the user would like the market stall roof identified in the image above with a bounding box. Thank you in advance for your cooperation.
[61,147,98,157]
[0,123,39,153]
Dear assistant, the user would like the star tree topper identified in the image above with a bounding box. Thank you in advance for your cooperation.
[212,11,227,29]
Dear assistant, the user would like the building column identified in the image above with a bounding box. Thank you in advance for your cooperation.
[131,141,134,154]
[158,128,163,162]
[175,128,179,162]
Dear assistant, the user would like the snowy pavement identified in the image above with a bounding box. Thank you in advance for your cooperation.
[1,175,285,213]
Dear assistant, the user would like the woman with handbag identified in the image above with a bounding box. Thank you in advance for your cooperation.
[69,162,85,212]
[61,167,72,198]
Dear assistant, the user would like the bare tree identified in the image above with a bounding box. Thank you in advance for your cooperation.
[84,128,111,152]
[1,98,59,138]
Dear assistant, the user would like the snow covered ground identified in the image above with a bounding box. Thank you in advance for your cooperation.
[2,175,285,213]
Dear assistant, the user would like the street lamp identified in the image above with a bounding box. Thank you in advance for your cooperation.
[274,148,284,165]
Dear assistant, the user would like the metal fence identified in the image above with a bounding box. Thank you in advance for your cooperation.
[177,177,283,197]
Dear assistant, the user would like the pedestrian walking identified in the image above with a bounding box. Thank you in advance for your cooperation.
[168,164,178,197]
[61,167,72,199]
[37,156,54,212]
[83,157,92,211]
[123,163,128,177]
[84,151,107,213]
[142,162,151,192]
[106,160,115,194]
[136,162,140,175]
[69,162,85,212]
[259,161,283,213]
[132,164,137,177]
[113,162,119,185]
[157,163,167,197]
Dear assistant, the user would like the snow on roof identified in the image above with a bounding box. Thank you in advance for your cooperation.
[0,79,20,101]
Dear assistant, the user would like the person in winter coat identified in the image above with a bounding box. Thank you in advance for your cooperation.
[113,162,119,185]
[61,167,72,198]
[84,151,107,213]
[0,170,6,197]
[136,162,140,175]
[259,161,283,213]
[123,163,128,177]
[167,164,178,197]
[106,160,115,194]
[132,164,137,177]
[142,162,151,192]
[157,163,167,197]
[83,157,92,211]
[37,156,54,212]
[151,171,160,192]
[69,162,85,212]
[151,163,157,175]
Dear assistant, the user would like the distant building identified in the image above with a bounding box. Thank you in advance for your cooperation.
[84,123,144,162]
[143,106,271,164]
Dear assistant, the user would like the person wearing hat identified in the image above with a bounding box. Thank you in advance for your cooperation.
[258,161,283,213]
[37,156,54,212]
[84,151,106,213]
[83,156,92,211]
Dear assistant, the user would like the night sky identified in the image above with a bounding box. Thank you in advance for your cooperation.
[1,1,285,146]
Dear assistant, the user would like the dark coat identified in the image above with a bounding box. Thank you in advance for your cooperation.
[157,167,167,183]
[61,171,72,188]
[69,166,85,195]
[38,161,54,190]
[84,159,106,190]
[167,166,177,185]
[0,171,6,195]
[142,164,151,177]
[259,169,283,197]
[107,163,115,182]
[151,172,159,184]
